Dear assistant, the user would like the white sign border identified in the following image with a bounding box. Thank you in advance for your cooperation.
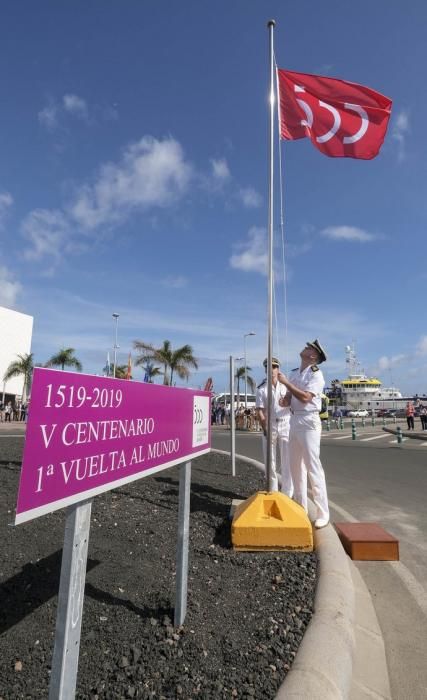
[15,446,210,525]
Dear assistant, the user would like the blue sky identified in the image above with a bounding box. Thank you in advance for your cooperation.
[1,1,426,394]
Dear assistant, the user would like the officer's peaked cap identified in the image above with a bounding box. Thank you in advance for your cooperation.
[263,356,280,367]
[306,339,327,364]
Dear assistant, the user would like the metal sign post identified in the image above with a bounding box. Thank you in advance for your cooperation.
[174,461,191,626]
[49,499,92,700]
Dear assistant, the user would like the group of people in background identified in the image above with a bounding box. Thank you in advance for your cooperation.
[211,404,259,431]
[0,401,28,422]
[406,401,427,431]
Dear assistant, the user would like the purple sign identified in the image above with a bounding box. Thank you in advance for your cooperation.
[15,368,211,524]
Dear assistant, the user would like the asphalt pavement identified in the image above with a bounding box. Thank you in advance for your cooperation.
[212,424,427,699]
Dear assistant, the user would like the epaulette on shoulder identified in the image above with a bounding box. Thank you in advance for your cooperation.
[311,365,319,372]
[257,378,267,388]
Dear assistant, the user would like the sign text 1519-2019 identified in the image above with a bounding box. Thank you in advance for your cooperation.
[45,384,123,409]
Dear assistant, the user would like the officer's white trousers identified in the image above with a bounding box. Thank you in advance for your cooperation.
[289,413,329,520]
[262,427,293,496]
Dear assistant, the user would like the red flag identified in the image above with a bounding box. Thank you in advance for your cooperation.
[126,353,132,380]
[203,377,214,393]
[277,69,392,159]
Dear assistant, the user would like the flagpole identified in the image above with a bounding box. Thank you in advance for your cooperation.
[266,19,275,492]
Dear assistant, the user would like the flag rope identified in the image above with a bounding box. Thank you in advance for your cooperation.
[274,52,289,374]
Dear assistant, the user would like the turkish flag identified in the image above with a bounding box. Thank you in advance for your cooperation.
[203,377,214,393]
[277,69,392,159]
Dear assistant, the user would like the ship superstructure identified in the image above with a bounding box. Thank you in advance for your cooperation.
[327,345,406,411]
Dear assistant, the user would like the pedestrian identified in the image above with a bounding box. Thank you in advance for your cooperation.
[0,402,3,422]
[333,406,342,428]
[420,405,427,431]
[236,404,245,430]
[256,356,292,496]
[277,339,329,529]
[225,405,231,427]
[405,402,415,431]
[4,401,12,422]
[20,402,27,422]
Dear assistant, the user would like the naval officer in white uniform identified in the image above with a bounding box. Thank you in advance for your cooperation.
[277,340,329,528]
[255,357,293,496]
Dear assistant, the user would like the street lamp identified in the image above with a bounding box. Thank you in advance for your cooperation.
[243,332,256,410]
[112,313,120,378]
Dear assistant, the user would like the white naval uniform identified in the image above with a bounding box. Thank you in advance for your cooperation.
[288,365,329,521]
[256,379,293,495]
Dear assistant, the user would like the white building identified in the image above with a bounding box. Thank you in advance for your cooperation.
[0,305,34,401]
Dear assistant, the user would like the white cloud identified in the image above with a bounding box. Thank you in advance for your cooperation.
[19,136,193,265]
[21,209,70,262]
[70,136,192,230]
[392,110,410,162]
[239,187,262,208]
[377,354,405,371]
[0,192,13,227]
[39,94,89,130]
[210,158,230,181]
[63,94,89,121]
[321,225,376,242]
[38,102,58,130]
[0,265,22,306]
[416,336,427,356]
[230,226,268,275]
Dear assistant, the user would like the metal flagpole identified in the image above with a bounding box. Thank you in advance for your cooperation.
[266,20,275,492]
[230,355,236,476]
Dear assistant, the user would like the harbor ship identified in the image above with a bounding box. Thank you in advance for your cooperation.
[326,345,418,412]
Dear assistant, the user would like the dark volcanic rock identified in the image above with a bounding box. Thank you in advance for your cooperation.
[0,438,317,699]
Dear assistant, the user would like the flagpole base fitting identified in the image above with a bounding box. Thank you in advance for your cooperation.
[231,491,313,551]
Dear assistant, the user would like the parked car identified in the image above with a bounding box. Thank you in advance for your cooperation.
[377,409,396,417]
[347,409,369,417]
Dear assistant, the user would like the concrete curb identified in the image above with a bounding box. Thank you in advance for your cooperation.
[276,518,355,699]
[211,448,391,699]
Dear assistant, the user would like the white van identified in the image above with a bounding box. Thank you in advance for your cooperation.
[213,392,257,411]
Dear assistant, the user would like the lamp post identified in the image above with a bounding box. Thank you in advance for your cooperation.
[243,332,256,410]
[112,313,119,378]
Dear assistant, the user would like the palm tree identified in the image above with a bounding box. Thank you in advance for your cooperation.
[3,353,34,401]
[46,348,82,372]
[235,365,256,403]
[140,360,162,383]
[114,364,131,380]
[134,339,198,386]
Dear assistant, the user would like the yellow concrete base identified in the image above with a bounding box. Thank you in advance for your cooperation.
[231,491,313,551]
